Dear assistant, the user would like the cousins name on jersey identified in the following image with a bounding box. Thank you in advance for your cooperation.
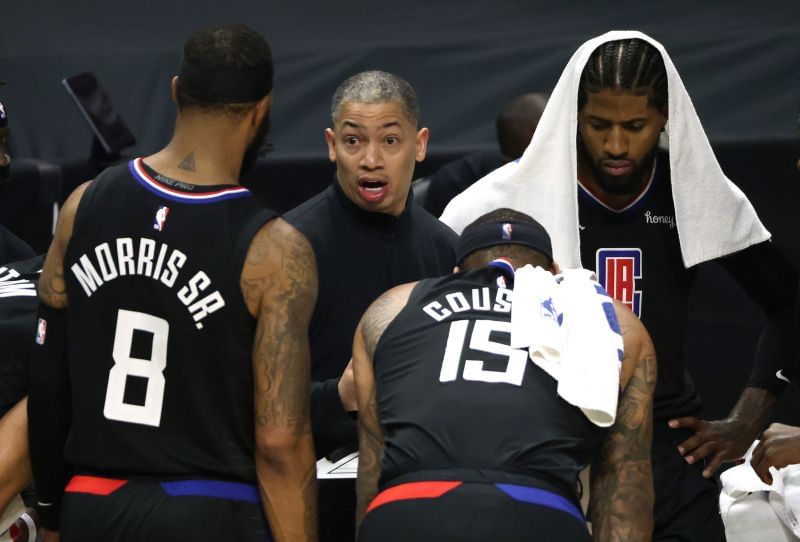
[422,286,512,322]
[70,237,223,330]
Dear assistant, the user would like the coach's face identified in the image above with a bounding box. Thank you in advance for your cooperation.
[326,101,428,217]
[577,89,667,197]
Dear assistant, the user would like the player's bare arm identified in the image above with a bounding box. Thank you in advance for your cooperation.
[38,182,91,309]
[590,300,656,542]
[242,217,318,542]
[354,283,416,526]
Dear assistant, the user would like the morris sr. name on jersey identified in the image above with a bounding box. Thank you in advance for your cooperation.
[70,237,224,329]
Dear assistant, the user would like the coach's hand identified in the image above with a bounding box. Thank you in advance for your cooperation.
[751,423,800,485]
[668,416,754,478]
[338,358,358,413]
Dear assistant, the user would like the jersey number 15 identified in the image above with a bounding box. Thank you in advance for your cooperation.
[439,319,527,386]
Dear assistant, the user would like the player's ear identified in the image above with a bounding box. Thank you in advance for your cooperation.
[550,260,560,275]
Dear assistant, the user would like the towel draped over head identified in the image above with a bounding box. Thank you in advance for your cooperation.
[441,30,769,269]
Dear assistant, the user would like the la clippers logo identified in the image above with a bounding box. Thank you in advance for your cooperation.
[501,223,513,240]
[596,248,642,317]
[153,206,170,232]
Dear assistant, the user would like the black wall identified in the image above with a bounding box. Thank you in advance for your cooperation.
[3,1,800,163]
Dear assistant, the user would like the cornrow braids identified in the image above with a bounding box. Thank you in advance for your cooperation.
[578,38,667,112]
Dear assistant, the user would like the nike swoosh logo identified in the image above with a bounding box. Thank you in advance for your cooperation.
[579,225,586,231]
[776,370,790,383]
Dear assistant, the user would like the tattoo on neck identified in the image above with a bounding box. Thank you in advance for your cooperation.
[178,152,196,172]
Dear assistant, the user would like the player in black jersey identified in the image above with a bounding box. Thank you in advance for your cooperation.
[27,25,317,542]
[353,209,656,542]
[0,256,41,522]
[442,32,799,540]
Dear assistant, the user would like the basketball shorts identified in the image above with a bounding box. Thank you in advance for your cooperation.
[60,475,272,542]
[358,480,591,542]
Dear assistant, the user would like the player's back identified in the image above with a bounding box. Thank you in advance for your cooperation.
[62,159,275,483]
[374,265,606,501]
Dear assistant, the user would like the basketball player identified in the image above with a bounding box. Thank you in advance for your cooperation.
[354,208,656,542]
[0,255,41,522]
[27,25,317,542]
[441,32,798,540]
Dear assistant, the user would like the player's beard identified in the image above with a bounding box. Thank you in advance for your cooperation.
[240,115,270,176]
[577,134,657,196]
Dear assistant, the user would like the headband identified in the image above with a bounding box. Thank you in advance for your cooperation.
[456,220,553,265]
[177,57,273,104]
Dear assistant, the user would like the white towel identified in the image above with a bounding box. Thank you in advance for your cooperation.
[440,30,770,269]
[719,441,800,541]
[770,465,800,537]
[511,265,622,427]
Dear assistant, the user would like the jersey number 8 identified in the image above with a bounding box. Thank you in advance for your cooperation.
[103,309,169,427]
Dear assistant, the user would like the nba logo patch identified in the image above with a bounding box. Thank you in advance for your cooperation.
[153,206,170,232]
[35,318,47,345]
[501,223,513,240]
[596,248,642,317]
[0,102,5,121]
[540,297,563,326]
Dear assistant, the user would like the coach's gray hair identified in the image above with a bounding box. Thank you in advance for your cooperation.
[331,70,420,127]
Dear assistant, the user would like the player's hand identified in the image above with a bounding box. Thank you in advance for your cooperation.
[668,416,756,478]
[751,423,800,485]
[338,358,357,412]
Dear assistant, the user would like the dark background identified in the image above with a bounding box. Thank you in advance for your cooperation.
[2,1,799,161]
[2,0,799,426]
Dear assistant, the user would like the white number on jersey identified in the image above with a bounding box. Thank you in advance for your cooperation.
[103,309,169,427]
[439,319,527,386]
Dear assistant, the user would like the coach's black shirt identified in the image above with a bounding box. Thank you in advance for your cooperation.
[286,182,457,456]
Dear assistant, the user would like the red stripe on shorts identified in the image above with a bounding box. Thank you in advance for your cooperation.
[65,475,128,496]
[366,481,462,513]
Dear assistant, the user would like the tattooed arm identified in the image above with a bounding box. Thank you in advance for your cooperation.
[28,182,90,534]
[590,299,656,542]
[354,282,416,528]
[241,218,318,542]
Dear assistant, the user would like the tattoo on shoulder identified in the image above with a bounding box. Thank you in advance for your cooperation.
[178,152,196,172]
[362,293,402,358]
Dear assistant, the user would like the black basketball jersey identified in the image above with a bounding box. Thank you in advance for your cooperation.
[373,266,606,500]
[578,152,699,420]
[0,254,42,416]
[62,159,276,482]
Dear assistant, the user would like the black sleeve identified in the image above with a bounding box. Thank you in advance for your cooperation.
[716,241,800,395]
[310,378,357,460]
[27,303,72,530]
